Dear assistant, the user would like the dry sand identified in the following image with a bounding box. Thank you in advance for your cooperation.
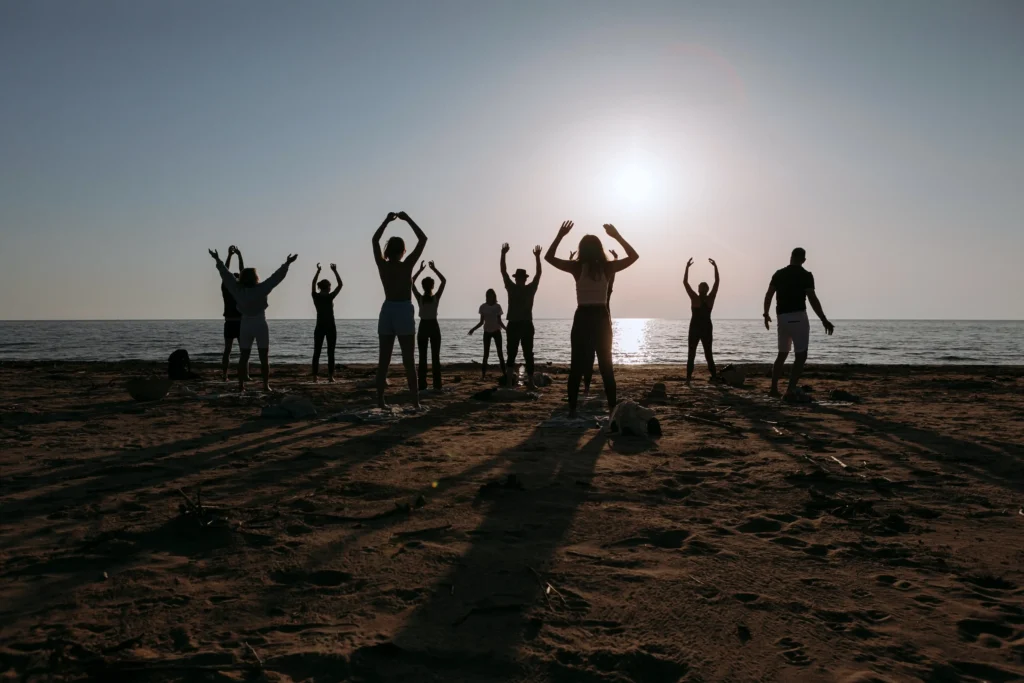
[1,361,1023,682]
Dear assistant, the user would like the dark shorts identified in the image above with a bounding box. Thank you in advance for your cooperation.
[224,319,241,341]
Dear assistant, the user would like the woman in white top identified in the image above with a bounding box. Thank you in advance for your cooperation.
[468,288,507,380]
[412,260,447,391]
[210,248,298,393]
[545,221,639,417]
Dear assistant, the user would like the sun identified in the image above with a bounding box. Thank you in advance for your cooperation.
[613,164,656,204]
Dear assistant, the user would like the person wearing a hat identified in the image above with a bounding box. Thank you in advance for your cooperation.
[500,243,542,388]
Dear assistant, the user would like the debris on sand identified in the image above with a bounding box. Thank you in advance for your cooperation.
[718,365,746,388]
[609,400,661,437]
[829,389,862,403]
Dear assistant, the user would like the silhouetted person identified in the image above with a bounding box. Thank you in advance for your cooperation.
[684,257,719,383]
[763,247,834,401]
[583,248,617,396]
[501,243,542,388]
[373,211,427,409]
[412,260,446,391]
[210,249,297,392]
[220,245,250,382]
[546,221,638,417]
[468,289,506,379]
[311,262,343,382]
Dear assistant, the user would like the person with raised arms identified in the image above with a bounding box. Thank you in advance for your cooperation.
[209,249,297,393]
[412,260,447,392]
[500,243,542,388]
[683,257,719,384]
[311,262,343,383]
[372,211,427,409]
[545,221,638,417]
[219,245,248,382]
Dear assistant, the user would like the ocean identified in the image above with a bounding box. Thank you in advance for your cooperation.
[1,319,1021,366]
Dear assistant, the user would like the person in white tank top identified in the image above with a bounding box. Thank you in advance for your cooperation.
[544,221,640,417]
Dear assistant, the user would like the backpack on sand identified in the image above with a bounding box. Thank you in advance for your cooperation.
[168,349,193,380]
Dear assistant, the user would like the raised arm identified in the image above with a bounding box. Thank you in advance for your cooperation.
[807,291,834,335]
[311,263,321,297]
[330,263,343,299]
[210,249,242,298]
[683,258,696,299]
[709,258,720,300]
[411,260,426,299]
[544,220,577,273]
[431,261,447,298]
[398,211,427,264]
[262,254,297,293]
[372,212,397,266]
[233,246,245,272]
[529,245,542,287]
[604,224,638,272]
[500,243,512,287]
[224,248,235,271]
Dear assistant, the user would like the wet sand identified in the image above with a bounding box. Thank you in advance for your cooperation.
[1,361,1023,682]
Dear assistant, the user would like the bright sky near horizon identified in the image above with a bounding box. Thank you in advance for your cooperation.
[2,0,1023,321]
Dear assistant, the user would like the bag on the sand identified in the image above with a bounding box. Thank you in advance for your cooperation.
[168,349,196,380]
[609,400,661,437]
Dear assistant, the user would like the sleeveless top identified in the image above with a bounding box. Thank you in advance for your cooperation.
[312,292,335,326]
[418,294,439,320]
[691,296,713,325]
[576,264,609,306]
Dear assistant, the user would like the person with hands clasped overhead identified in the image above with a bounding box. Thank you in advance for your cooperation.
[501,243,542,388]
[412,260,447,391]
[545,220,639,417]
[219,245,249,382]
[372,211,427,409]
[311,262,343,383]
[763,247,835,402]
[209,248,297,393]
[468,289,507,380]
[683,257,720,384]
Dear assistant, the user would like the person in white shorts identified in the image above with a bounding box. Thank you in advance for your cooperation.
[372,211,427,409]
[763,247,834,401]
[210,249,297,393]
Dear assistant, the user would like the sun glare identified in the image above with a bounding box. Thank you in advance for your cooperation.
[613,164,656,204]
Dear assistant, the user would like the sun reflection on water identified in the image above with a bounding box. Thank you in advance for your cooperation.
[612,318,654,364]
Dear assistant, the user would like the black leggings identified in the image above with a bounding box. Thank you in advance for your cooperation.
[687,318,716,379]
[417,319,442,390]
[313,323,337,377]
[568,305,615,413]
[482,330,506,377]
[506,321,535,378]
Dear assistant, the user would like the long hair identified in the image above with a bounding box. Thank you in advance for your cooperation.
[577,235,608,280]
[239,268,259,288]
[421,277,435,302]
[485,288,497,305]
[383,236,405,262]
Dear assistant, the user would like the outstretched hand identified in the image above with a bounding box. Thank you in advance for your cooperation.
[533,245,542,256]
[330,263,338,272]
[286,254,298,264]
[610,249,618,260]
[397,211,410,221]
[208,249,220,262]
[603,223,621,239]
[708,258,717,267]
[385,212,398,222]
[686,258,694,268]
[501,243,510,254]
[569,250,577,260]
[467,328,475,336]
[316,262,322,272]
[228,245,237,255]
[823,320,835,336]
[558,220,574,237]
[429,260,436,270]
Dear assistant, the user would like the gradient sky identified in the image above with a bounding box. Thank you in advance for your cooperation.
[2,0,1022,320]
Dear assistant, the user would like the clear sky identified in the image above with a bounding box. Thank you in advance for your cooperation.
[2,0,1022,320]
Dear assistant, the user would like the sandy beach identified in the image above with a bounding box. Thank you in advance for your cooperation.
[1,361,1022,682]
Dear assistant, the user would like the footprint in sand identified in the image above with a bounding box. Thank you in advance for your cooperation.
[269,569,352,587]
[735,516,783,534]
[776,637,812,666]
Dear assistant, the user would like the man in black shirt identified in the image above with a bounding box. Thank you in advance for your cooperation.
[763,247,834,400]
[221,245,247,382]
[501,243,542,388]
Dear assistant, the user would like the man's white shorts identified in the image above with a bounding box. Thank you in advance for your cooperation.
[777,310,810,354]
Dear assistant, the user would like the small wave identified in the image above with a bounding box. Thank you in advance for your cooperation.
[937,355,980,361]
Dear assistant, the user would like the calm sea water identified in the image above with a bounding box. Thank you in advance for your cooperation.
[1,320,1021,366]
